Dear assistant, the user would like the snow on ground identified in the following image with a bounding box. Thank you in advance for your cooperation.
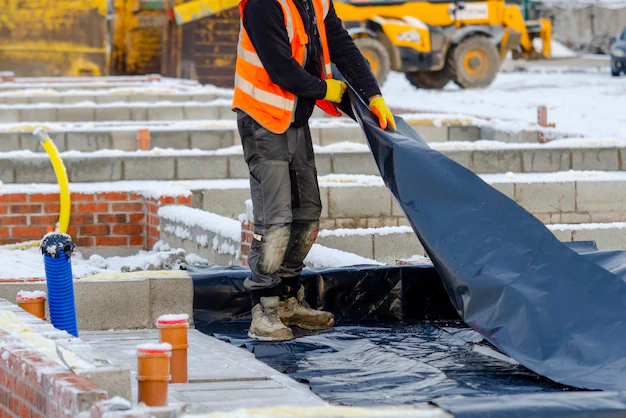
[382,69,626,140]
[0,241,208,279]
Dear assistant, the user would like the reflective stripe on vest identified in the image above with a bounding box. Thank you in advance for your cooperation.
[235,76,295,111]
[277,0,295,40]
[238,43,263,68]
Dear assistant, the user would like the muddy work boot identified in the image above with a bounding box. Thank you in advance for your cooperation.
[248,297,294,341]
[279,296,335,331]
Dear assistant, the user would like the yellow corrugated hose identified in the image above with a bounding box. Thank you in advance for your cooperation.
[1,129,70,250]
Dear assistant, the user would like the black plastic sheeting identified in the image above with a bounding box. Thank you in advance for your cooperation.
[336,85,626,393]
[189,264,458,326]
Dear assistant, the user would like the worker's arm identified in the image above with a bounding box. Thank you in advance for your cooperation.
[324,1,381,101]
[243,0,326,100]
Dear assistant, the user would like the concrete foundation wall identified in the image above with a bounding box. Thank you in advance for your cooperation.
[4,147,624,184]
[317,225,626,262]
[196,180,626,227]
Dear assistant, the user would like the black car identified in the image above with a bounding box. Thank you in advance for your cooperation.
[611,27,626,77]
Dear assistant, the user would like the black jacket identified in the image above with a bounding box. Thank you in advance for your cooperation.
[243,0,381,126]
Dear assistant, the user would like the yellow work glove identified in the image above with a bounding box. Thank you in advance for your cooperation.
[324,79,347,103]
[369,97,397,131]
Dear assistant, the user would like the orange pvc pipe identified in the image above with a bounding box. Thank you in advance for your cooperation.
[17,293,46,320]
[137,344,171,407]
[157,316,189,384]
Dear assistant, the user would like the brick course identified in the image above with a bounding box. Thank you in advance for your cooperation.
[0,192,192,248]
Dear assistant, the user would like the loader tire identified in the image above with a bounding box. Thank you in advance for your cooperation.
[354,37,391,86]
[406,70,451,89]
[447,35,499,89]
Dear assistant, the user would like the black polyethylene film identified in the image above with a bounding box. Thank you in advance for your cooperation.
[340,84,626,391]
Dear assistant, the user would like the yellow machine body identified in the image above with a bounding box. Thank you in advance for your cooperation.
[0,0,108,77]
[334,0,552,88]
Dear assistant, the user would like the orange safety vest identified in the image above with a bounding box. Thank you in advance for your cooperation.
[232,0,342,134]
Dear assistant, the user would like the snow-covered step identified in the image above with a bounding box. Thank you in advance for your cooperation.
[0,99,234,123]
[0,75,203,91]
[190,171,626,227]
[316,222,626,263]
[2,139,624,183]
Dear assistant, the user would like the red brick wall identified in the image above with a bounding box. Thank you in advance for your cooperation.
[0,192,192,250]
[240,220,254,267]
[0,328,106,417]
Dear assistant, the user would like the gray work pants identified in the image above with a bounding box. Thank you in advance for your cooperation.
[237,111,322,302]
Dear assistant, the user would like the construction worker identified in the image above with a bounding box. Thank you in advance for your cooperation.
[233,0,396,341]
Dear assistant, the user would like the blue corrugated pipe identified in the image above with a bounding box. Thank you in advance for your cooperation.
[41,234,78,337]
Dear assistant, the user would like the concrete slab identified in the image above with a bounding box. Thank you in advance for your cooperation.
[149,276,195,326]
[124,156,176,180]
[82,329,326,409]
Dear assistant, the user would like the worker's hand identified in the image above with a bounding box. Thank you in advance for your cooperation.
[369,97,396,131]
[324,79,347,103]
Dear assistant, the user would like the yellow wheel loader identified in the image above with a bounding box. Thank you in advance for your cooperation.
[334,0,552,89]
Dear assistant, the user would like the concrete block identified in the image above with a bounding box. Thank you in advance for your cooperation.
[311,107,326,119]
[571,148,620,171]
[559,212,592,224]
[576,181,626,212]
[589,211,626,223]
[521,149,570,173]
[95,106,131,121]
[0,133,20,151]
[320,126,364,145]
[176,155,227,180]
[30,96,62,104]
[331,153,378,175]
[319,218,336,229]
[124,156,175,180]
[0,159,14,183]
[201,188,251,218]
[183,105,219,120]
[77,368,132,402]
[309,127,321,145]
[471,150,522,174]
[75,279,151,330]
[190,93,218,102]
[517,130,541,143]
[328,186,391,218]
[148,105,184,121]
[217,106,237,120]
[111,131,137,151]
[320,187,329,219]
[5,97,28,105]
[130,106,148,121]
[58,106,95,122]
[160,94,191,102]
[149,277,194,326]
[13,158,55,183]
[0,108,19,122]
[448,126,480,142]
[621,149,626,171]
[20,132,60,152]
[314,153,332,176]
[335,218,368,228]
[550,228,572,242]
[19,107,56,122]
[480,126,496,141]
[95,95,127,103]
[316,234,374,259]
[392,198,404,217]
[412,125,448,142]
[190,131,233,150]
[68,157,123,182]
[128,94,159,103]
[515,182,576,213]
[151,131,190,149]
[494,130,514,142]
[227,155,249,179]
[442,150,471,169]
[367,217,400,228]
[572,228,626,251]
[63,95,95,104]
[489,182,515,199]
[374,232,425,262]
[66,132,111,152]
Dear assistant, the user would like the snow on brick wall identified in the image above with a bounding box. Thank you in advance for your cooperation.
[0,192,192,249]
